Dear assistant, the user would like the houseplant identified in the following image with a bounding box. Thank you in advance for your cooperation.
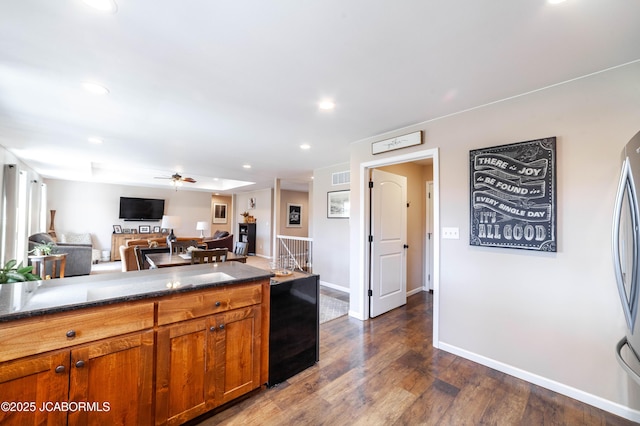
[29,240,55,256]
[0,259,40,284]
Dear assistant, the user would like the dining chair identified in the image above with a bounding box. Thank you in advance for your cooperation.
[139,246,170,269]
[170,240,199,254]
[233,241,249,256]
[191,248,228,264]
[133,246,145,270]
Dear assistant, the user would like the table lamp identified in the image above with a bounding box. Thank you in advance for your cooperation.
[196,221,207,238]
[161,215,180,244]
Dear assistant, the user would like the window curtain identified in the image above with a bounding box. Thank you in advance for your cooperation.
[1,164,18,265]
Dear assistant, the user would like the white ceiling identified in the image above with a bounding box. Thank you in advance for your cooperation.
[1,0,639,193]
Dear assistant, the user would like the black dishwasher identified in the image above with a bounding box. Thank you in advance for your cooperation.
[268,273,319,386]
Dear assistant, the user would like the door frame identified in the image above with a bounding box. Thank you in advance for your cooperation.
[358,147,440,348]
[425,181,434,291]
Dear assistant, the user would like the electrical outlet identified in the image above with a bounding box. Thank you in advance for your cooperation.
[442,227,459,239]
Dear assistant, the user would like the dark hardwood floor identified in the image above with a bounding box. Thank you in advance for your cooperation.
[198,291,635,425]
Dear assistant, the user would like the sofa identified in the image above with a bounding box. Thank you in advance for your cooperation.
[203,231,233,252]
[28,232,92,277]
[58,232,101,264]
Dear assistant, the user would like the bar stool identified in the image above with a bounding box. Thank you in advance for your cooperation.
[28,253,67,279]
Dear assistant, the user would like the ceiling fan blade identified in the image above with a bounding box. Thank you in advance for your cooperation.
[182,177,196,183]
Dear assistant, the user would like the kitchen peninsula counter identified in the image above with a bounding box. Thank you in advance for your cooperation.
[0,261,272,322]
[0,262,272,425]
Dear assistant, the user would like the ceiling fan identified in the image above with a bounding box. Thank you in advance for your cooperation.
[155,172,197,186]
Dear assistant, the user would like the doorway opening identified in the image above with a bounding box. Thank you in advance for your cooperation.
[358,147,440,348]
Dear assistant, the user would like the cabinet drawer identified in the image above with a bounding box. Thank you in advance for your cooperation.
[0,302,154,363]
[157,283,262,326]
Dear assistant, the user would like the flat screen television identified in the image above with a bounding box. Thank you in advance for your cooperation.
[119,197,165,221]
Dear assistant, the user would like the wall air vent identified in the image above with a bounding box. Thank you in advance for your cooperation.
[332,170,350,186]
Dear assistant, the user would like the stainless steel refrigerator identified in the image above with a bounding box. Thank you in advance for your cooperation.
[613,129,640,385]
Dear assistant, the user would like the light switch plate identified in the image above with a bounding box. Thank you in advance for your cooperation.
[442,227,460,239]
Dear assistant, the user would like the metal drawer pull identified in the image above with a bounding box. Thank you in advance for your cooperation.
[75,360,85,368]
[66,330,76,338]
[55,365,65,374]
[219,324,225,330]
[210,326,216,332]
[215,301,221,307]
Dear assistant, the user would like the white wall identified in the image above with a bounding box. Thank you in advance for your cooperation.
[312,163,350,291]
[45,180,213,253]
[234,188,273,257]
[347,61,640,419]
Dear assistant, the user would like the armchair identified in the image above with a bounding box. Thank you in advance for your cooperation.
[203,231,234,252]
[28,232,92,277]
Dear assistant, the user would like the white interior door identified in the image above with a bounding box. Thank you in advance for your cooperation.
[370,169,407,317]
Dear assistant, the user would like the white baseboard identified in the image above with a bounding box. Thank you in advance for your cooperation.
[439,341,640,423]
[407,286,425,297]
[319,280,349,294]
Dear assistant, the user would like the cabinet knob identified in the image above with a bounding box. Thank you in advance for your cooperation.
[215,301,221,307]
[219,324,225,330]
[209,326,216,332]
[66,330,76,338]
[75,360,85,368]
[55,365,65,374]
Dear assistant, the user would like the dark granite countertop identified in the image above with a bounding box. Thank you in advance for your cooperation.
[0,262,273,322]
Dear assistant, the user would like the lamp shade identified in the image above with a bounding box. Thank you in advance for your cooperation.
[196,221,207,238]
[160,215,180,230]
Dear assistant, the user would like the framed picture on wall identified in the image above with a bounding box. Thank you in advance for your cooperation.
[327,190,350,218]
[287,203,302,227]
[248,197,256,209]
[213,203,228,224]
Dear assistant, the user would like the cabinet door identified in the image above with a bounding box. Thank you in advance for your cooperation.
[68,331,154,426]
[213,305,262,405]
[0,350,69,425]
[155,318,215,426]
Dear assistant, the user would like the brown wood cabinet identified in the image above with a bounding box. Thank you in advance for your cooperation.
[155,284,263,425]
[0,331,154,426]
[0,278,270,426]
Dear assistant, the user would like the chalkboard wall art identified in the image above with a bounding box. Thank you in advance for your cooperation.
[470,137,556,251]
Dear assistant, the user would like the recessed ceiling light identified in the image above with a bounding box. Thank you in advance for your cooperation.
[82,0,118,13]
[88,137,103,144]
[318,100,335,110]
[82,82,109,95]
[243,164,252,169]
[300,143,311,150]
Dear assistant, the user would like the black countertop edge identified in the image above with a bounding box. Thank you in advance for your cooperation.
[0,263,274,323]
